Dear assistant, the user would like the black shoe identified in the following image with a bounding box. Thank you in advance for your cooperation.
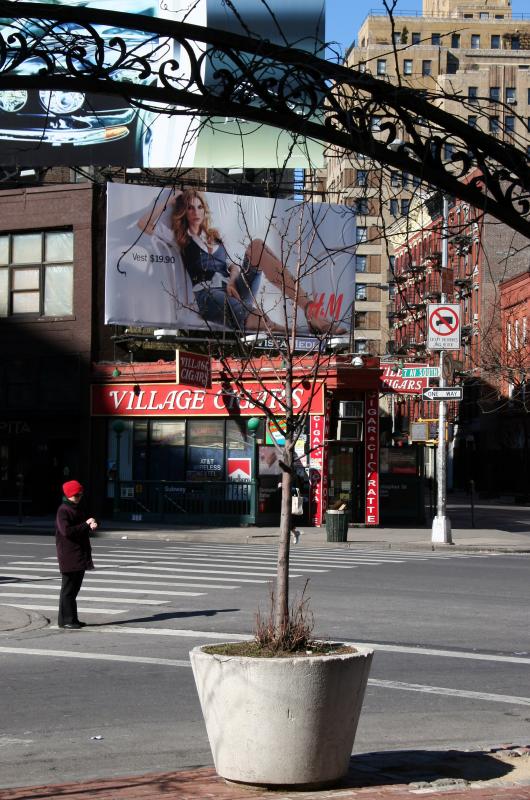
[75,621,87,627]
[62,623,82,630]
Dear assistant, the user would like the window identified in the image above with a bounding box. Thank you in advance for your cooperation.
[400,199,410,216]
[511,36,520,51]
[489,116,500,134]
[489,86,500,102]
[371,115,382,131]
[451,33,460,48]
[355,254,367,272]
[479,12,489,19]
[506,116,515,134]
[393,32,401,45]
[447,54,458,74]
[390,199,399,217]
[355,198,369,215]
[431,33,441,46]
[403,59,413,75]
[491,34,500,49]
[523,317,527,345]
[358,61,366,73]
[391,171,400,187]
[468,86,478,103]
[422,60,432,76]
[355,339,368,354]
[411,32,420,45]
[515,319,520,349]
[355,283,367,301]
[356,169,367,186]
[377,59,387,75]
[505,87,516,103]
[507,321,512,351]
[463,13,473,18]
[468,115,477,127]
[356,226,367,243]
[0,230,73,318]
[495,14,504,19]
[471,34,480,49]
[187,420,225,481]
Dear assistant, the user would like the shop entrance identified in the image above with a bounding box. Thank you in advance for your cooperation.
[327,443,364,523]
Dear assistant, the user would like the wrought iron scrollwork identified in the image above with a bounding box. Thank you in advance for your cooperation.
[0,1,529,238]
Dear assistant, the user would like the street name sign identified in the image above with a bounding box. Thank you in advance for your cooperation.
[422,387,463,401]
[426,303,461,350]
[402,366,440,379]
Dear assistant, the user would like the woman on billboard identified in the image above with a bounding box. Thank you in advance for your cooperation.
[139,188,346,335]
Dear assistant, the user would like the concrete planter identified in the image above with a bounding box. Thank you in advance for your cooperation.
[189,644,373,788]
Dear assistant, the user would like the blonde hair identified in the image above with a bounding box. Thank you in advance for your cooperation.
[172,189,221,250]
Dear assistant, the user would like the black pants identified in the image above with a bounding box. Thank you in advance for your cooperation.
[58,570,85,626]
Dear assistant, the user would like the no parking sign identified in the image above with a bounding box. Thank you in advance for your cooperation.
[426,304,461,350]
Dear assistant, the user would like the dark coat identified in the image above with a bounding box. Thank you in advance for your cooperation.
[55,500,94,573]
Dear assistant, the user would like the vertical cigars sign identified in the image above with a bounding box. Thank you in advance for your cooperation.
[309,397,330,526]
[175,350,211,389]
[364,390,379,525]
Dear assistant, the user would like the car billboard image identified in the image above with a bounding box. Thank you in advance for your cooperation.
[0,0,325,167]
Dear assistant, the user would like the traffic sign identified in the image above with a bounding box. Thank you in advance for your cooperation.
[427,303,461,350]
[422,387,463,401]
[402,366,440,379]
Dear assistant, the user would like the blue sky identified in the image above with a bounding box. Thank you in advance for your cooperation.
[325,0,527,56]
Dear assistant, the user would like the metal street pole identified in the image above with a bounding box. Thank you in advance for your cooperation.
[431,196,453,544]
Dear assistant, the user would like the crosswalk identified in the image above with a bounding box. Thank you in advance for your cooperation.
[0,541,496,624]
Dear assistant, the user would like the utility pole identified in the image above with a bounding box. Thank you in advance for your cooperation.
[431,196,453,544]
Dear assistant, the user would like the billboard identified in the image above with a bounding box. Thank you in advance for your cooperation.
[105,182,356,334]
[0,0,325,167]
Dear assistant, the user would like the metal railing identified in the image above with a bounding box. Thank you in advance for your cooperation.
[113,479,257,525]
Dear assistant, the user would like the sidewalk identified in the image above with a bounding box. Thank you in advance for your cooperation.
[1,746,530,799]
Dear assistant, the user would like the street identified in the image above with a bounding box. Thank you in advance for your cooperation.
[0,535,529,789]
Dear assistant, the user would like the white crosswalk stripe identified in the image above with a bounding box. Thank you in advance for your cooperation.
[2,541,502,626]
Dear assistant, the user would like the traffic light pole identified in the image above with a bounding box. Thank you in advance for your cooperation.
[431,196,453,544]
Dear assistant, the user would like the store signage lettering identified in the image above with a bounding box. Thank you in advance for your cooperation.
[380,363,429,394]
[175,350,212,389]
[364,391,379,526]
[92,382,324,417]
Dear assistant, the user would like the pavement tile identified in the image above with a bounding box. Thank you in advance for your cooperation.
[2,767,530,800]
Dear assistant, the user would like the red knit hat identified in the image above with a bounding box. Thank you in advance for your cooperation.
[62,480,84,498]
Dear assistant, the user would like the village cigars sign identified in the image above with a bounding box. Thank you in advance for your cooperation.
[364,390,379,526]
[91,381,324,417]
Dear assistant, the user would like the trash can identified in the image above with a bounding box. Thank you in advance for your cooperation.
[325,509,349,542]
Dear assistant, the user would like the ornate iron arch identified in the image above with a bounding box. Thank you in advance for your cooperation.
[0,1,529,238]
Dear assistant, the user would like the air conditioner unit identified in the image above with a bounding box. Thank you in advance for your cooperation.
[473,313,479,320]
[339,400,364,418]
[337,420,363,441]
[507,98,516,104]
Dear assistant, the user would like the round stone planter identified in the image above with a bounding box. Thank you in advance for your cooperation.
[189,644,373,788]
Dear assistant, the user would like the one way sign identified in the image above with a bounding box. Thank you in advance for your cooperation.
[422,387,463,401]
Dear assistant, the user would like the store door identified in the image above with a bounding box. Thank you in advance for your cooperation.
[327,443,364,522]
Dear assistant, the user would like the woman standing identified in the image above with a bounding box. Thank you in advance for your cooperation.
[55,480,98,630]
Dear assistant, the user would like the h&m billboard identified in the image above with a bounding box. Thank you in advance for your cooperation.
[105,182,356,335]
[0,0,325,168]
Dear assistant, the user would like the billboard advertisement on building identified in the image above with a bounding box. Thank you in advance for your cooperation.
[105,182,356,334]
[0,0,325,168]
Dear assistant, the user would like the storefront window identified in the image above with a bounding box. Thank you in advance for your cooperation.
[187,419,224,480]
[150,420,185,481]
[133,421,148,480]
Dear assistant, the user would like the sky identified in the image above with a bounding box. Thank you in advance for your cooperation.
[325,0,528,56]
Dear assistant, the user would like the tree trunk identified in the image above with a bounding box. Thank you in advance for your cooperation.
[274,440,293,635]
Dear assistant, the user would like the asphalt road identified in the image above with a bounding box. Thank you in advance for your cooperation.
[0,535,529,789]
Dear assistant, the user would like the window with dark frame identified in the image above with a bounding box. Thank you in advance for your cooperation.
[0,230,74,318]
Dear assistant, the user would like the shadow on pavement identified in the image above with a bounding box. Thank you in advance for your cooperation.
[342,748,513,788]
[90,608,240,626]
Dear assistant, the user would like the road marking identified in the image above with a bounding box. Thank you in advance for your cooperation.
[91,552,358,569]
[67,628,530,666]
[2,567,270,584]
[8,561,298,578]
[0,604,122,614]
[369,679,530,706]
[0,646,528,708]
[0,646,188,667]
[75,558,325,574]
[12,583,206,597]
[0,592,165,605]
